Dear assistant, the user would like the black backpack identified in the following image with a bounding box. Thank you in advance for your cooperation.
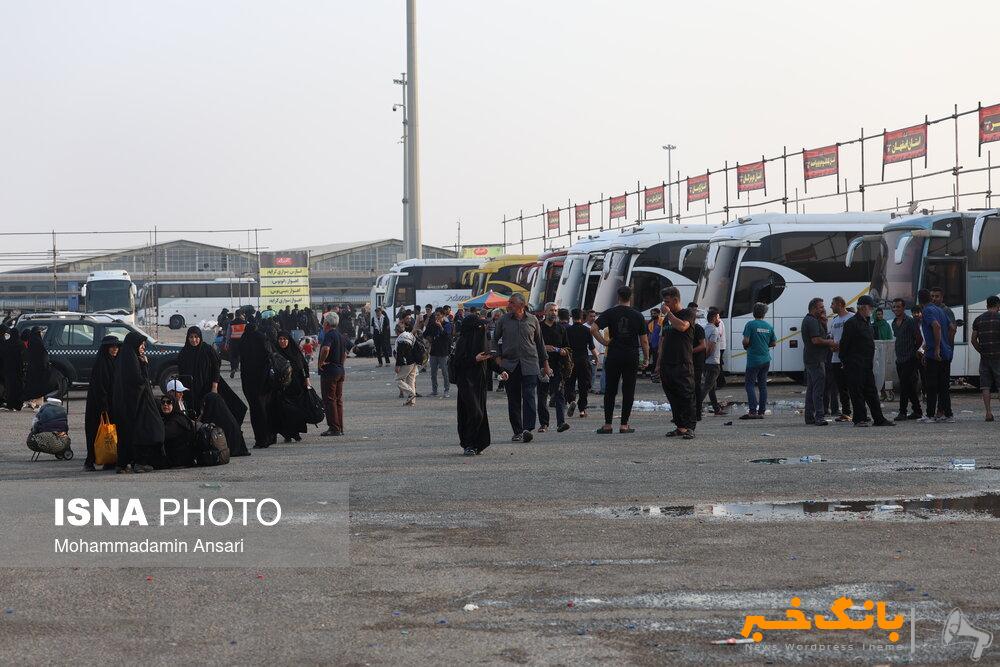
[265,352,292,392]
[195,423,229,466]
[411,337,429,365]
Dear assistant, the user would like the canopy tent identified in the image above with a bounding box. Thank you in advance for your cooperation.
[462,290,510,309]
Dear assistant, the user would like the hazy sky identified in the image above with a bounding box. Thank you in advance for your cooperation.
[0,0,995,267]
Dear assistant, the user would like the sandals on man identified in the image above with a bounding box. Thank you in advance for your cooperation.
[619,427,635,434]
[595,426,614,435]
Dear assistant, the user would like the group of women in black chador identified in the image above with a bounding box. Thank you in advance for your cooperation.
[0,324,53,412]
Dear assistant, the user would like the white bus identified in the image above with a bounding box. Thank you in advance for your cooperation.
[382,258,484,317]
[369,273,391,310]
[692,213,894,376]
[137,278,259,330]
[553,230,619,313]
[591,223,720,317]
[869,209,1000,381]
[81,270,137,324]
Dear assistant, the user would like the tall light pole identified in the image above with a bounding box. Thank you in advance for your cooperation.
[662,144,676,222]
[393,75,409,254]
[405,0,423,258]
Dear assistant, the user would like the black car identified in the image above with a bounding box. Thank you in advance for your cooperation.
[14,313,182,393]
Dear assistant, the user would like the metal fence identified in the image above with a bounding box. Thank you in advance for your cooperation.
[500,100,999,254]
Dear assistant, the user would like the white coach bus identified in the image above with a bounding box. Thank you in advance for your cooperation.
[137,278,259,330]
[591,222,720,317]
[692,213,895,376]
[552,230,619,313]
[869,209,1000,382]
[383,258,484,317]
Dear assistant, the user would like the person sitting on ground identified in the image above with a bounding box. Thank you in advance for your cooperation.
[32,397,68,435]
[160,395,197,467]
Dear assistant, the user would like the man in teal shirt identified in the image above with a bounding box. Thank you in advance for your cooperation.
[740,302,777,419]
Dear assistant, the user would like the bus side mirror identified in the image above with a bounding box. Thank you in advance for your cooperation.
[845,234,881,267]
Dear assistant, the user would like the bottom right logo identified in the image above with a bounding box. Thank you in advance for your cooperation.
[942,608,993,661]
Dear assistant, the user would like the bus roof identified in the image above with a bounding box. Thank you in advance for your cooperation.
[144,277,257,285]
[390,258,484,271]
[564,230,621,255]
[883,210,994,232]
[708,212,897,243]
[472,254,538,270]
[608,222,719,251]
[86,270,132,280]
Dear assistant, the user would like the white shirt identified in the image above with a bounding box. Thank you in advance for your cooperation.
[829,313,850,363]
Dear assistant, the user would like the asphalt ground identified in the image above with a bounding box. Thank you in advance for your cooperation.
[2,354,1000,665]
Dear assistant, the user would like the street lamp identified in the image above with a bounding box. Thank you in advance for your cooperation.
[662,144,676,221]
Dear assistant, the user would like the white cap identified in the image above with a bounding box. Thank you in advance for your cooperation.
[45,397,62,405]
[165,379,188,393]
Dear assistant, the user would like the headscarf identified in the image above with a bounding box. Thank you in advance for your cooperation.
[276,330,307,377]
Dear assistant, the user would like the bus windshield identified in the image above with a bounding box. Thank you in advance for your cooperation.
[870,230,923,305]
[591,250,631,314]
[557,256,587,308]
[86,280,134,314]
[693,245,738,317]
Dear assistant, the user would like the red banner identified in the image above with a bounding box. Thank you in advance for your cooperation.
[609,195,627,220]
[981,103,1000,145]
[737,161,766,192]
[644,185,665,212]
[546,209,559,232]
[574,203,591,229]
[803,145,839,181]
[687,174,709,203]
[883,124,927,165]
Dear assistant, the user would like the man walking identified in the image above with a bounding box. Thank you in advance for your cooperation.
[424,309,451,399]
[972,294,1000,421]
[394,325,420,407]
[566,308,598,418]
[838,295,894,427]
[318,312,346,436]
[828,296,853,421]
[700,307,726,416]
[918,288,954,423]
[593,286,649,434]
[493,293,550,442]
[655,287,695,439]
[891,298,923,421]
[538,302,570,433]
[801,298,837,426]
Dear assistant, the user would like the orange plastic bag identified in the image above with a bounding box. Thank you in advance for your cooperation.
[94,412,118,466]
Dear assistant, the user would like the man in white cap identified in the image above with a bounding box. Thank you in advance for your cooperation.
[165,378,189,413]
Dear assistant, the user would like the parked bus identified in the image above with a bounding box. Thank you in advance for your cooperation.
[869,209,1000,381]
[81,270,137,324]
[383,258,484,317]
[137,278,259,330]
[369,273,391,310]
[591,223,719,316]
[462,254,536,301]
[553,230,619,313]
[692,212,893,376]
[526,249,568,313]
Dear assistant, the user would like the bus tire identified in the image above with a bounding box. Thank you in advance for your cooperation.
[169,315,185,330]
[157,365,179,393]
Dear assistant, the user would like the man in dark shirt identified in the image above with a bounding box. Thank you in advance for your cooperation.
[318,312,347,436]
[891,297,923,421]
[538,302,570,433]
[591,286,649,434]
[838,295,893,427]
[801,297,837,426]
[566,308,598,417]
[656,287,696,439]
[424,310,451,399]
[972,294,1000,421]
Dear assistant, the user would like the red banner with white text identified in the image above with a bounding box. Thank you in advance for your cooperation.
[883,124,927,165]
[687,174,709,204]
[546,210,559,232]
[803,145,839,181]
[574,204,591,230]
[609,194,627,220]
[981,103,1000,145]
[644,185,665,212]
[737,161,766,192]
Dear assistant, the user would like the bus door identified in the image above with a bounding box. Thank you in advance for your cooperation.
[729,261,783,373]
[922,257,967,369]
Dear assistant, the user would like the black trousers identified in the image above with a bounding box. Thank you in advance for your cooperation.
[603,350,639,425]
[896,358,922,416]
[832,362,852,416]
[228,339,241,373]
[693,364,704,419]
[566,358,592,412]
[924,357,952,418]
[661,362,696,430]
[845,363,886,424]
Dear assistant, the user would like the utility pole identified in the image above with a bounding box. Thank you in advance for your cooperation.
[405,0,423,259]
[662,144,676,221]
[393,74,409,254]
[456,219,461,253]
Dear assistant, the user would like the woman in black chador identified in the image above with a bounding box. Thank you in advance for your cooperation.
[84,335,120,471]
[239,321,277,448]
[177,325,248,423]
[1,326,23,411]
[24,327,50,407]
[452,314,506,456]
[276,330,310,442]
[201,392,250,457]
[111,332,165,473]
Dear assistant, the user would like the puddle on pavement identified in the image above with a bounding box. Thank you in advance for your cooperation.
[749,456,825,464]
[588,492,1000,521]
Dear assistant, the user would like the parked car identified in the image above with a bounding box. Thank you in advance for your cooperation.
[14,312,182,396]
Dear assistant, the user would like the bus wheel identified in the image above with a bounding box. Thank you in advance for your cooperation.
[785,372,805,386]
[169,315,185,330]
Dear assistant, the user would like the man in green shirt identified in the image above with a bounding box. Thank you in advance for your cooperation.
[740,302,776,419]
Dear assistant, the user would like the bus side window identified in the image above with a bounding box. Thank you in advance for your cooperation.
[731,267,785,317]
